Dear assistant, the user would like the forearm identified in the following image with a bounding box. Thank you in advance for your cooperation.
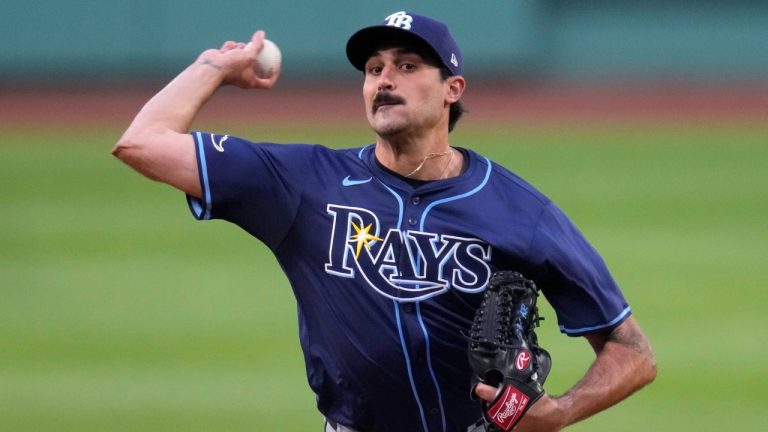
[110,61,223,196]
[122,61,225,139]
[115,31,275,156]
[556,341,656,426]
[112,32,278,196]
[553,318,657,428]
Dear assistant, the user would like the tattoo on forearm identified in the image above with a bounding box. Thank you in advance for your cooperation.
[201,59,222,70]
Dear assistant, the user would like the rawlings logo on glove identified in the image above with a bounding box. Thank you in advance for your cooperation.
[488,385,530,429]
[465,271,551,431]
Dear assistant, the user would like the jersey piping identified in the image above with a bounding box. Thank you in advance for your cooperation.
[189,131,213,220]
[395,302,430,431]
[559,306,632,335]
[185,135,633,430]
[419,155,493,230]
[414,156,492,432]
[416,302,447,432]
[366,148,494,432]
[380,175,430,431]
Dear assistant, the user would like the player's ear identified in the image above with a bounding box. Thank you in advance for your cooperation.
[445,75,465,104]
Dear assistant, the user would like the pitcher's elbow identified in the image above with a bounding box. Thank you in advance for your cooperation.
[111,142,124,160]
[641,347,658,387]
[112,136,134,161]
[111,133,149,166]
[111,135,153,179]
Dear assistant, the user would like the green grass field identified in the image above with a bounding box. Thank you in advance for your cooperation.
[1,122,766,431]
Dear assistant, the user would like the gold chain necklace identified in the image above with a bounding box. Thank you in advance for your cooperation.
[404,149,452,178]
[439,149,456,179]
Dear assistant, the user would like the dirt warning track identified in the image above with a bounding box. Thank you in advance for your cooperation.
[1,82,766,128]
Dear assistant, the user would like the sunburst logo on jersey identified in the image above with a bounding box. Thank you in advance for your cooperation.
[350,221,383,258]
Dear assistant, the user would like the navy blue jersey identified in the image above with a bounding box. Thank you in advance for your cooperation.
[187,132,630,432]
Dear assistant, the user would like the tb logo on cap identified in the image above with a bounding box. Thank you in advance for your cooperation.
[385,11,413,30]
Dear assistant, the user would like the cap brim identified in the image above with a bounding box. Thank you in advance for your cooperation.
[346,26,440,72]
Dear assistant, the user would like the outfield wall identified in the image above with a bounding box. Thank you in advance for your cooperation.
[2,1,768,85]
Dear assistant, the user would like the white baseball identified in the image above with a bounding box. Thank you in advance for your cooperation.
[252,39,281,78]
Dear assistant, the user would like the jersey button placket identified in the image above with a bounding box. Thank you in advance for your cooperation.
[402,195,441,430]
[408,196,420,226]
[408,195,421,226]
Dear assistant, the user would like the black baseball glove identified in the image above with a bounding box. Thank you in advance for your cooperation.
[465,271,551,431]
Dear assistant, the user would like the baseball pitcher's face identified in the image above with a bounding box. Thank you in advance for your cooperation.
[362,47,454,137]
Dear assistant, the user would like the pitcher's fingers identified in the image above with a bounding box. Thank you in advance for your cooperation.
[474,383,502,402]
[220,41,239,52]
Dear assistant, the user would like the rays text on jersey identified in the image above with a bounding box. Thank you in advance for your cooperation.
[325,204,492,301]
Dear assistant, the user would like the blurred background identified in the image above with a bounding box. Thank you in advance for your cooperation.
[4,0,768,84]
[1,1,766,431]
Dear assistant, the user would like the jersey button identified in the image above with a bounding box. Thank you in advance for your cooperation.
[402,303,415,313]
[412,196,421,205]
[408,217,417,226]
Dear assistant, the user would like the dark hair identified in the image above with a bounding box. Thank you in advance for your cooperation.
[440,66,465,133]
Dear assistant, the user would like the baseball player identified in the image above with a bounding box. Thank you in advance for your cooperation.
[113,11,656,432]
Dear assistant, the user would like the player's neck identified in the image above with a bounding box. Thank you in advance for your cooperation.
[375,134,463,181]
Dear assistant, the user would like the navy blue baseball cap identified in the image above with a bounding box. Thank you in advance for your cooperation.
[346,11,463,76]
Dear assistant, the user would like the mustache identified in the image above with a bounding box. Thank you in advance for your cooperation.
[372,92,405,112]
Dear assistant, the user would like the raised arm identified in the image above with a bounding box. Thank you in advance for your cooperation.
[476,316,656,431]
[111,30,280,198]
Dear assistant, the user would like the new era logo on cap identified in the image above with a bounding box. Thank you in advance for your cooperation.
[346,11,463,76]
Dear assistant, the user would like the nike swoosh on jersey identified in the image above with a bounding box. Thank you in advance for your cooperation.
[342,176,373,186]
